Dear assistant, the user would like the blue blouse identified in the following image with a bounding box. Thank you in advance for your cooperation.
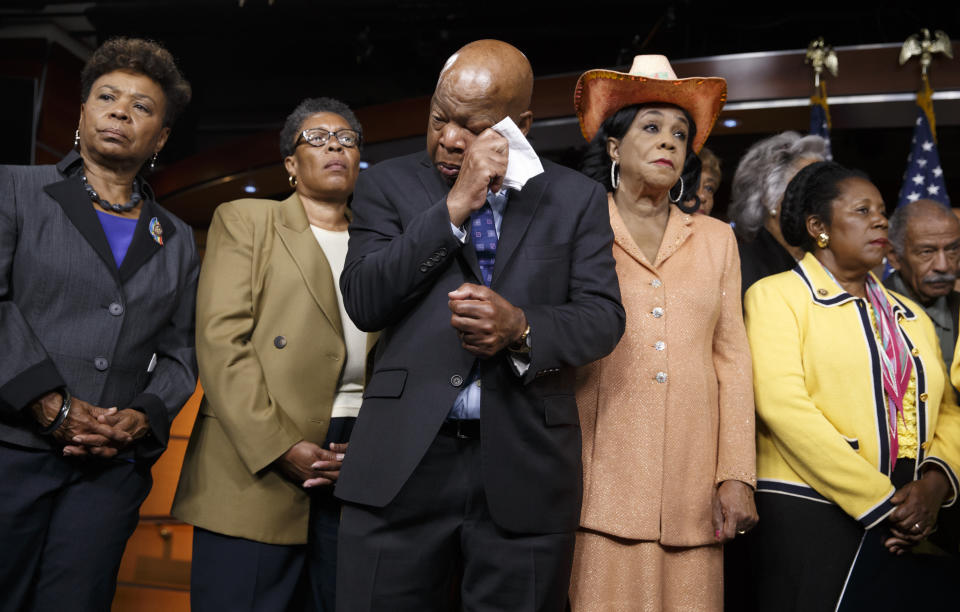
[96,210,138,267]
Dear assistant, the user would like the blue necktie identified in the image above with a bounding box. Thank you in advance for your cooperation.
[471,202,498,286]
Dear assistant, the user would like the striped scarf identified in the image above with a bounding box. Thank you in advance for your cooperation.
[864,275,913,467]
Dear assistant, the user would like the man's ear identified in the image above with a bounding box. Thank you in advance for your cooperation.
[515,110,533,136]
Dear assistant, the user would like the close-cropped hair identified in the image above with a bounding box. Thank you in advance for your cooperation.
[729,131,827,241]
[280,97,363,158]
[780,160,868,252]
[888,199,960,257]
[580,103,702,213]
[80,37,191,127]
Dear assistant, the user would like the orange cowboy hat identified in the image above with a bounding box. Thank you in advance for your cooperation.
[574,54,726,153]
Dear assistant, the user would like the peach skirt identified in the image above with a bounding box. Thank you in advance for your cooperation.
[569,529,722,612]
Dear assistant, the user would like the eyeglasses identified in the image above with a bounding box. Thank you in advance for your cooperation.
[296,128,361,149]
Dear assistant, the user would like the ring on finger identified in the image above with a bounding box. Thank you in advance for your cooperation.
[736,529,747,535]
[914,522,922,532]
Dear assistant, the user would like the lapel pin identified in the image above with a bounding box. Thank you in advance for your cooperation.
[149,216,164,246]
[817,288,828,296]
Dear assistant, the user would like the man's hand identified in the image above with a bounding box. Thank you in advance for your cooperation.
[303,442,349,488]
[712,480,759,543]
[884,467,950,554]
[31,392,132,458]
[449,283,526,358]
[446,129,508,227]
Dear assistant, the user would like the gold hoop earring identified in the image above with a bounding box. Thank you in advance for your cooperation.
[816,232,830,249]
[288,175,297,188]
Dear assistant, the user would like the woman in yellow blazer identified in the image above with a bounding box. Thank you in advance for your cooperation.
[745,160,960,610]
[172,98,373,612]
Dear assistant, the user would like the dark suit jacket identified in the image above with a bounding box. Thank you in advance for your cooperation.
[335,152,625,534]
[0,151,199,461]
[738,226,796,299]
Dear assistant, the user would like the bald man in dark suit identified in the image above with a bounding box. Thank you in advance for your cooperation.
[335,40,625,611]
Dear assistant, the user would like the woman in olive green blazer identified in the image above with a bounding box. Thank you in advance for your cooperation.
[172,98,375,611]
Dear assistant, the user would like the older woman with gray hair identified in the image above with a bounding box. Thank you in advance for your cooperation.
[729,131,827,296]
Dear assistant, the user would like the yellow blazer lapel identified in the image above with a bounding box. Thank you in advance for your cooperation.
[274,193,343,336]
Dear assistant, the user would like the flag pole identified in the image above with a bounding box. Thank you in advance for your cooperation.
[806,37,837,159]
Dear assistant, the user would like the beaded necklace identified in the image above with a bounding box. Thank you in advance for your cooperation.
[81,172,142,213]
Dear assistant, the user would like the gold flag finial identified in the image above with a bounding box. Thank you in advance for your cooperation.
[805,37,838,88]
[900,29,953,78]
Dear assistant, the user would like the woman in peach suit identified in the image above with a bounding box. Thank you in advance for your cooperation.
[569,55,757,611]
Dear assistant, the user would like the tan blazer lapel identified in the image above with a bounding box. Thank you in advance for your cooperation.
[274,193,343,336]
[654,205,694,267]
[608,197,694,270]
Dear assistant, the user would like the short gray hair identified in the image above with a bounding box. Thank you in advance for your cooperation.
[279,97,362,158]
[728,132,828,241]
[888,199,958,256]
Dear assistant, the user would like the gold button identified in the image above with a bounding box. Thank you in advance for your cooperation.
[817,288,828,296]
[911,348,920,356]
[919,393,929,402]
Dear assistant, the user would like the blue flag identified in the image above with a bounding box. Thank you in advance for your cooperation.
[810,81,833,160]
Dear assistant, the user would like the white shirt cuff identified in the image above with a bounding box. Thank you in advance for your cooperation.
[451,222,467,243]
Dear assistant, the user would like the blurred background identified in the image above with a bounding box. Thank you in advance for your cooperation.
[2,2,959,609]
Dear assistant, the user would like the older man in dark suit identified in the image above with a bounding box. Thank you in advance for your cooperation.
[335,40,625,611]
[885,199,960,374]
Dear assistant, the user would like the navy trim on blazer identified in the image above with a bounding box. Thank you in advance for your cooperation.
[757,479,831,504]
[757,480,896,528]
[854,299,891,476]
[898,331,927,470]
[920,457,960,506]
[857,494,896,528]
[886,291,918,320]
[792,262,857,307]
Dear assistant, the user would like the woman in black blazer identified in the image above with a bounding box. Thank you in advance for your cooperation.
[0,37,198,611]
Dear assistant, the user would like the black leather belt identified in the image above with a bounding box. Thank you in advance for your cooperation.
[439,419,481,440]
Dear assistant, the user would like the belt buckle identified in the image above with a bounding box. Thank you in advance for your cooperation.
[455,420,469,439]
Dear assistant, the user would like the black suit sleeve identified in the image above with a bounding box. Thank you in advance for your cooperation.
[520,181,625,380]
[340,167,464,332]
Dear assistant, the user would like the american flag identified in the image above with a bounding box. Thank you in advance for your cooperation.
[882,81,950,278]
[809,81,834,160]
[896,82,950,208]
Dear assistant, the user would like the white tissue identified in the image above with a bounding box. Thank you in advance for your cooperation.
[491,116,543,190]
